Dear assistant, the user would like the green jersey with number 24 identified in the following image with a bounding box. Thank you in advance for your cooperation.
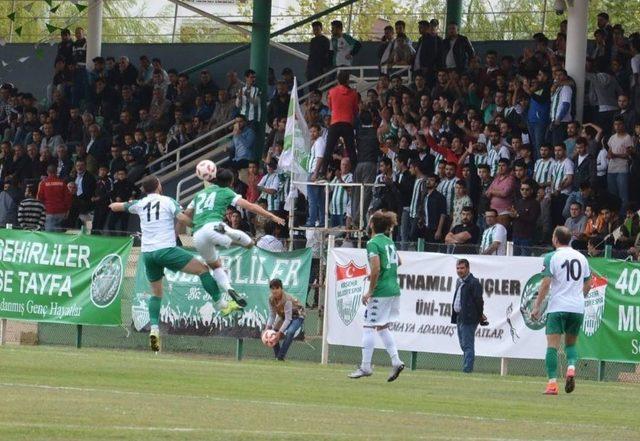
[187,184,241,232]
[366,233,400,297]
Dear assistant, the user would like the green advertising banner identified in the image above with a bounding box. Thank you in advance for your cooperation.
[131,246,312,338]
[0,230,133,325]
[577,258,640,363]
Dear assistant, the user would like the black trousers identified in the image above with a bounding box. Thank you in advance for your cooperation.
[92,206,109,235]
[551,193,568,229]
[322,122,355,173]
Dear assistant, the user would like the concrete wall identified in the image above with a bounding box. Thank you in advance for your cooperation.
[0,40,532,101]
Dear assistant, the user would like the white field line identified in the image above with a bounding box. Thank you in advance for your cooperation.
[4,344,639,392]
[0,421,544,441]
[0,381,636,434]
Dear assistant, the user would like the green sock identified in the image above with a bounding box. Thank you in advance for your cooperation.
[148,296,162,326]
[545,347,558,379]
[199,272,221,302]
[565,345,578,367]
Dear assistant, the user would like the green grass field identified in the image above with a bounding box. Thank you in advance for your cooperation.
[0,346,638,441]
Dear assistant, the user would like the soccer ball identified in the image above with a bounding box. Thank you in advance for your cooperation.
[261,330,278,348]
[195,160,217,181]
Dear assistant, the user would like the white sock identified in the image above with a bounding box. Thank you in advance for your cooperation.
[150,324,159,332]
[378,328,402,367]
[212,268,233,292]
[568,365,575,370]
[548,378,557,384]
[225,227,252,247]
[361,327,375,371]
[214,299,228,310]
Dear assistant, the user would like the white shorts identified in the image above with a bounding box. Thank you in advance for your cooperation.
[192,222,232,262]
[363,296,400,327]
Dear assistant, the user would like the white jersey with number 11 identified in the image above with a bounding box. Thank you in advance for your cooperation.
[126,193,182,252]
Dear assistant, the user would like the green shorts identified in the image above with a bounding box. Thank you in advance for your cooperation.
[142,247,193,282]
[546,312,584,336]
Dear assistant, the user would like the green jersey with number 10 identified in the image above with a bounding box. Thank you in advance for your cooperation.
[188,184,241,232]
[366,233,400,298]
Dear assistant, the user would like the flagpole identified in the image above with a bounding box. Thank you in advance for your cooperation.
[287,77,298,251]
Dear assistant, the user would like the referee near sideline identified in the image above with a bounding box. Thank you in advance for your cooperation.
[450,258,485,373]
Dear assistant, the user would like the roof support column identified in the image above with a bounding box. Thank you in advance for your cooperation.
[565,0,589,122]
[446,0,463,27]
[250,0,271,158]
[86,0,103,70]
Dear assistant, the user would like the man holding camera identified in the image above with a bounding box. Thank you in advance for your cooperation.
[450,259,486,373]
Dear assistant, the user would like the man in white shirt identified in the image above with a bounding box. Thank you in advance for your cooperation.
[607,116,633,215]
[532,226,591,395]
[550,143,574,228]
[306,124,326,227]
[549,69,573,146]
[479,209,507,255]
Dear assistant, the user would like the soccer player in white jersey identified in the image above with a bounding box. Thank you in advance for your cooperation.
[183,168,286,308]
[532,226,591,395]
[109,176,241,353]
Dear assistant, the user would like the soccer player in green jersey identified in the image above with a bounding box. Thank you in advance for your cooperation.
[183,168,285,307]
[109,176,242,352]
[349,211,405,382]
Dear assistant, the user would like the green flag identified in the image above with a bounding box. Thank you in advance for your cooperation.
[7,12,16,22]
[76,4,88,13]
[46,23,58,33]
[50,5,60,14]
[14,26,22,37]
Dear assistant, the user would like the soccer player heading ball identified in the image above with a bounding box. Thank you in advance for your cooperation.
[531,226,591,395]
[183,162,286,310]
[349,210,405,382]
[109,176,243,353]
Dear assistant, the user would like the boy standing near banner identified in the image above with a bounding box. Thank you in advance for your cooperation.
[349,211,405,382]
[109,176,242,353]
[532,226,591,395]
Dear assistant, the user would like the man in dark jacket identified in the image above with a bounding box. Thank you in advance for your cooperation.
[91,165,112,235]
[413,20,441,86]
[440,22,474,72]
[450,258,484,373]
[420,174,447,244]
[351,111,379,228]
[66,159,96,228]
[306,21,331,91]
[510,179,541,256]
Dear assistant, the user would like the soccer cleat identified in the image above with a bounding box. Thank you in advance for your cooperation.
[348,367,373,379]
[387,363,405,382]
[565,367,576,394]
[149,329,161,353]
[227,288,247,307]
[543,382,559,395]
[214,223,227,234]
[220,300,243,317]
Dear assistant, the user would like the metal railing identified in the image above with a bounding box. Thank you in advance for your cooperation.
[169,65,411,202]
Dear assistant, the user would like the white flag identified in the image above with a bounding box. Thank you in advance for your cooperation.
[279,76,310,206]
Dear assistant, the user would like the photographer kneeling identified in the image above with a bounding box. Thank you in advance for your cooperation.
[266,279,305,361]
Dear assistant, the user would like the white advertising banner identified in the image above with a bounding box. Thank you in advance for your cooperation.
[326,248,548,360]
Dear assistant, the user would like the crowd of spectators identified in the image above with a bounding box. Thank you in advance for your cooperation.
[292,14,640,258]
[2,13,640,259]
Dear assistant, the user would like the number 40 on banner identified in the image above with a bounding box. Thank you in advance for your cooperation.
[614,268,640,296]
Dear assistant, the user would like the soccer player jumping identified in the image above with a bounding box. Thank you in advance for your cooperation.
[532,226,591,395]
[349,211,405,382]
[183,168,286,307]
[110,176,242,353]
